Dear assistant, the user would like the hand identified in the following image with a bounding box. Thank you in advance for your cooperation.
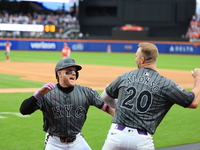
[191,68,200,79]
[33,83,55,100]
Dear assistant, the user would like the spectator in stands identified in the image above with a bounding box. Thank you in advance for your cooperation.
[0,8,79,39]
[186,13,200,41]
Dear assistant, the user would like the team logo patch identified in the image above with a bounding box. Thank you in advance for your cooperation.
[144,72,150,76]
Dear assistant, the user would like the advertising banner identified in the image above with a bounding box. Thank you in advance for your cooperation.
[0,39,199,54]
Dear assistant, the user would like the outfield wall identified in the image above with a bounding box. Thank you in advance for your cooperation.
[0,38,199,55]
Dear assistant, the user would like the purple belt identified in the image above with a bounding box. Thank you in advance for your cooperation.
[115,124,148,135]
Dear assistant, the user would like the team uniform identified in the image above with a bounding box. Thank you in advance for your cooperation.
[20,84,107,150]
[106,44,111,53]
[102,68,194,150]
[20,58,114,150]
[62,44,71,59]
[5,41,11,61]
[20,58,112,150]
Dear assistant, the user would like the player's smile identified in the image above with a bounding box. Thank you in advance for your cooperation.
[57,67,78,87]
[65,71,76,81]
[66,71,76,84]
[69,76,76,83]
[70,77,75,80]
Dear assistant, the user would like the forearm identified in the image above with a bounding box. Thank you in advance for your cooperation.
[101,103,115,117]
[190,77,200,108]
[188,69,200,108]
[101,90,117,108]
[107,106,115,117]
[20,96,38,115]
[20,83,55,114]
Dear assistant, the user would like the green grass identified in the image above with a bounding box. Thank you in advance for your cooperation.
[1,51,60,63]
[0,50,200,150]
[157,54,200,70]
[0,74,45,88]
[0,92,112,150]
[1,92,200,150]
[153,105,200,148]
[0,50,199,70]
[0,93,45,150]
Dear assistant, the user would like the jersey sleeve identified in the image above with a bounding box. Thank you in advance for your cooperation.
[167,81,194,107]
[86,87,105,109]
[20,96,39,115]
[106,76,122,98]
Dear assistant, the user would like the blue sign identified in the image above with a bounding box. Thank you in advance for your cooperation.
[0,39,199,54]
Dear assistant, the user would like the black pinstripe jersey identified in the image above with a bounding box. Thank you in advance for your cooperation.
[35,84,104,138]
[106,68,194,135]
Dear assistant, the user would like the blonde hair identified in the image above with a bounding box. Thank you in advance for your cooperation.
[138,42,159,62]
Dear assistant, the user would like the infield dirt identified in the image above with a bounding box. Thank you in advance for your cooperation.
[0,61,194,93]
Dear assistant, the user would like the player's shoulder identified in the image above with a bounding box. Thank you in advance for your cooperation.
[120,68,142,76]
[74,84,98,96]
[75,84,94,91]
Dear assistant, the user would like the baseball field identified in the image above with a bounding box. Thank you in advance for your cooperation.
[0,50,200,150]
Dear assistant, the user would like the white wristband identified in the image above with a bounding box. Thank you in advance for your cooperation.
[33,91,43,100]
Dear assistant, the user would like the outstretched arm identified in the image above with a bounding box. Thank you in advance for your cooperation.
[101,90,118,108]
[101,103,115,117]
[20,96,38,115]
[107,106,115,117]
[188,68,200,108]
[20,83,55,115]
[33,83,55,100]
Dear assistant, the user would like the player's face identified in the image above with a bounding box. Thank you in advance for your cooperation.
[135,48,142,68]
[57,67,77,87]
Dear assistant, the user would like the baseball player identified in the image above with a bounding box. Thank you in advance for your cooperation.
[62,43,71,59]
[5,41,11,62]
[106,44,112,53]
[100,42,200,150]
[20,58,115,150]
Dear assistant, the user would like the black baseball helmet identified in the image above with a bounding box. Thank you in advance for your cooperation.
[55,58,82,79]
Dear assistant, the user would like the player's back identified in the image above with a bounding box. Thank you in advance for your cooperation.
[110,68,175,134]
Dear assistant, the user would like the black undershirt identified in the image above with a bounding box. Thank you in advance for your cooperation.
[20,84,74,114]
[57,83,74,94]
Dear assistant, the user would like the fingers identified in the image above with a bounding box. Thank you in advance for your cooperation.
[191,70,194,75]
[39,87,51,95]
[191,68,200,78]
[191,68,198,73]
[39,83,55,95]
[43,83,55,90]
[33,83,55,100]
